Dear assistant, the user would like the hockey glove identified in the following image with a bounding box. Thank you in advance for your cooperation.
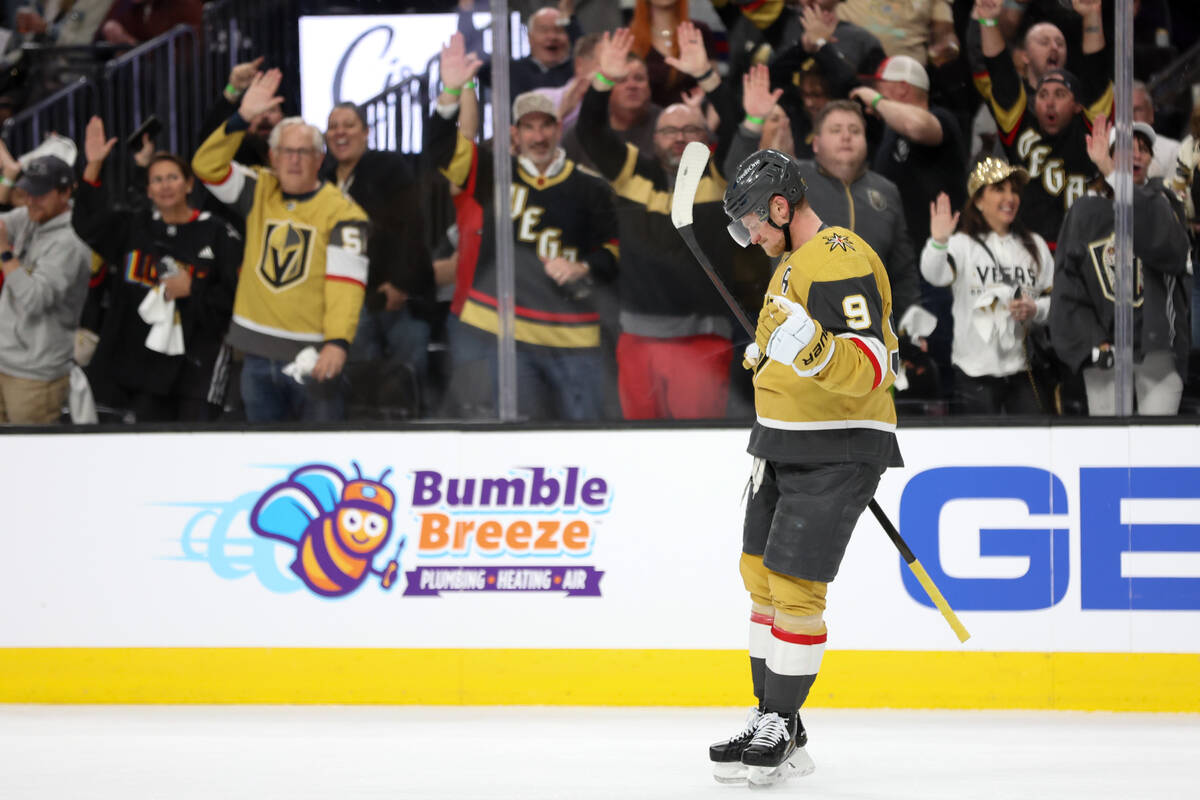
[764,295,816,366]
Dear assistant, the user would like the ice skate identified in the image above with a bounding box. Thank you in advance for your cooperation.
[741,712,816,789]
[708,707,761,784]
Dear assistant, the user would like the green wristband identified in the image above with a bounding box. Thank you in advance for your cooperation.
[0,175,11,188]
[929,240,949,250]
[744,114,765,125]
[871,94,883,109]
[461,80,476,90]
[443,85,463,96]
[979,17,998,27]
[595,72,616,87]
[224,82,240,98]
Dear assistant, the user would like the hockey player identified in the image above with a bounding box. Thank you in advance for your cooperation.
[711,148,903,787]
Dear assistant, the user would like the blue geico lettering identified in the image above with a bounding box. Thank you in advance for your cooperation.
[1080,467,1200,610]
[900,467,1068,611]
[898,466,1200,611]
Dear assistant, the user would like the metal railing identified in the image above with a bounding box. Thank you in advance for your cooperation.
[0,77,100,159]
[0,0,301,199]
[99,25,204,198]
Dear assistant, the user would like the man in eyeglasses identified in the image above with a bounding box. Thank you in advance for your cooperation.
[192,68,370,423]
[576,26,745,420]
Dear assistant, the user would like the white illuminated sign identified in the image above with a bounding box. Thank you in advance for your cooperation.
[299,13,528,152]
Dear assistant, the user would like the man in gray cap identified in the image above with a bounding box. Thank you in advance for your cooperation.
[0,155,92,424]
[426,34,619,421]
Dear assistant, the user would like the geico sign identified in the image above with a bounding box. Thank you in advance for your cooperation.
[899,466,1200,611]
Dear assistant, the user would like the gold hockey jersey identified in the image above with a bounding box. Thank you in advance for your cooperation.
[749,226,903,467]
[193,119,369,361]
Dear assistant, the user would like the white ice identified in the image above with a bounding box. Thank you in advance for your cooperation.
[2,706,1196,799]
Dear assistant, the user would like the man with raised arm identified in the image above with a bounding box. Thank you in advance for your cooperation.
[575,25,745,420]
[972,0,1111,250]
[709,147,902,788]
[192,69,369,423]
[426,34,619,421]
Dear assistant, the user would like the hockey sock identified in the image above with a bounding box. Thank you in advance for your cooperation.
[749,602,774,705]
[762,617,826,713]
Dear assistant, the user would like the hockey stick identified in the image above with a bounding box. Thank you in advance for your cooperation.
[670,144,757,337]
[671,142,970,643]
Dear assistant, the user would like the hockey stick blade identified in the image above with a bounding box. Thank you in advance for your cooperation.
[671,142,756,336]
[670,141,712,229]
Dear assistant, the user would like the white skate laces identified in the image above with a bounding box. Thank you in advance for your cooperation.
[742,712,816,787]
[747,712,789,749]
[734,707,762,739]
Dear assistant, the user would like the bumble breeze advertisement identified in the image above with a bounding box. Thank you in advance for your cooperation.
[402,467,607,597]
[212,460,609,602]
[3,427,1199,655]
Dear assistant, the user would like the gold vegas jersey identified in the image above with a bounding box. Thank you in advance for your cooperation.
[749,226,903,467]
[193,118,369,361]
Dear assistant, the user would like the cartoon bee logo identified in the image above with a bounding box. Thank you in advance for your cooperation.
[250,463,403,598]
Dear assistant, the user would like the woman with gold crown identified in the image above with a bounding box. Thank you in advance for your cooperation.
[920,156,1054,414]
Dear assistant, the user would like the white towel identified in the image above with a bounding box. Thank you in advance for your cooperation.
[138,285,185,356]
[898,304,938,340]
[68,364,98,424]
[282,346,320,384]
[971,285,1018,351]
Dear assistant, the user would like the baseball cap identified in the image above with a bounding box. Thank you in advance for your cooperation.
[512,90,559,123]
[1108,121,1157,148]
[967,156,1029,198]
[1036,68,1081,99]
[15,155,74,196]
[874,56,930,92]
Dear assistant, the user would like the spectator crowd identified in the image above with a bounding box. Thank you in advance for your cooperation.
[0,0,1197,425]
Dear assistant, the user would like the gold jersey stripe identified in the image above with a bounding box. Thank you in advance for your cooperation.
[460,300,600,348]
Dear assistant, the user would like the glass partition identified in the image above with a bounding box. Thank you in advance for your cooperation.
[0,1,1194,429]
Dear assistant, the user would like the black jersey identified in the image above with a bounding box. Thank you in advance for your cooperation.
[73,179,241,403]
[575,85,745,330]
[1050,184,1190,374]
[873,105,967,245]
[426,107,619,349]
[974,47,1112,248]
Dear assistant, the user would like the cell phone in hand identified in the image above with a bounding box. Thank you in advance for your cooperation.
[126,115,162,151]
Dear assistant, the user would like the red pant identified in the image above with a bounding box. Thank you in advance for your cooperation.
[617,333,732,419]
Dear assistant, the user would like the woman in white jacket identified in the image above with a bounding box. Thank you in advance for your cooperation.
[921,157,1054,414]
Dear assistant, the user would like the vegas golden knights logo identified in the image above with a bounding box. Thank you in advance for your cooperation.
[257,220,315,290]
[1088,234,1143,307]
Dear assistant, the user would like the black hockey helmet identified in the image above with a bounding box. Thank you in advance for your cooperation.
[723,148,806,248]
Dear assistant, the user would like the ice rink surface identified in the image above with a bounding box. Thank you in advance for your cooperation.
[2,705,1196,799]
